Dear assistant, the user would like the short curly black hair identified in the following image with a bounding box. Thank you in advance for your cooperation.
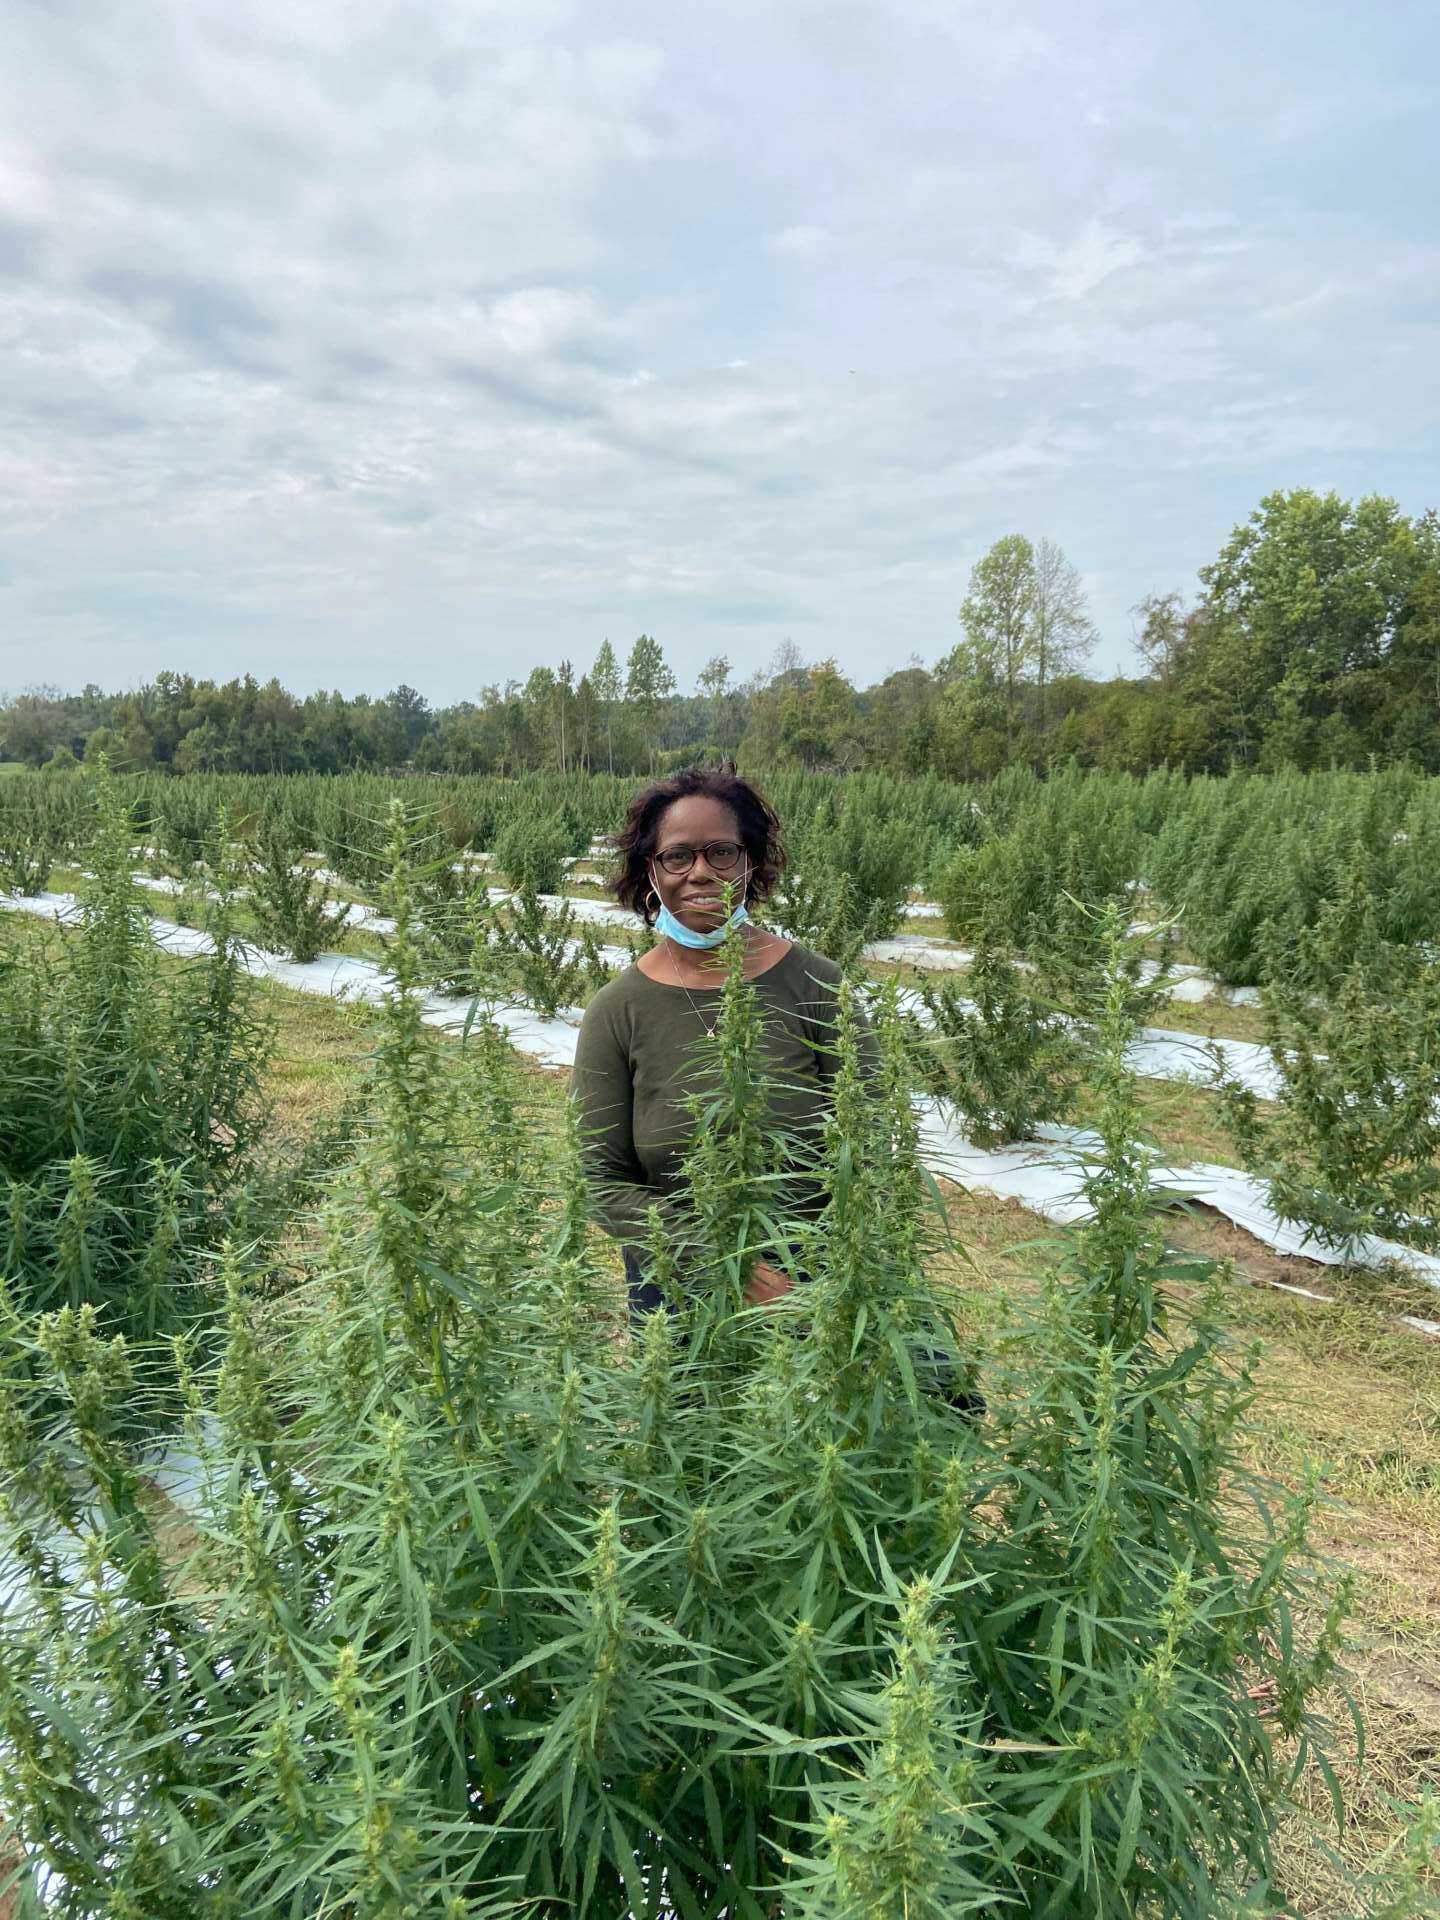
[609,762,787,926]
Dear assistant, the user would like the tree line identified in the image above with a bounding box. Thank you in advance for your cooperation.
[4,487,1437,779]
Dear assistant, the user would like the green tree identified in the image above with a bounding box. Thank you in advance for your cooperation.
[553,660,575,773]
[498,682,534,775]
[591,638,623,774]
[932,639,1009,780]
[384,683,433,760]
[958,535,1037,744]
[1377,511,1440,768]
[776,659,863,770]
[867,658,936,772]
[171,720,230,774]
[625,633,676,773]
[522,666,557,771]
[696,653,732,751]
[1131,591,1187,687]
[0,687,69,767]
[1195,488,1431,769]
[1030,536,1097,732]
[573,671,599,773]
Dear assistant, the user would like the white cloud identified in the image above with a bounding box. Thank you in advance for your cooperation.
[767,225,836,262]
[1049,221,1146,301]
[0,0,1435,694]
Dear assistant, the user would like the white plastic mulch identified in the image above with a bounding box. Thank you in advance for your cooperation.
[486,888,633,927]
[5,887,1436,1304]
[868,932,1261,1006]
[128,870,399,935]
[2,891,585,1067]
[913,1104,1440,1319]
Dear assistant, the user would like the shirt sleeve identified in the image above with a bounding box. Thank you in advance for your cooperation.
[569,993,686,1244]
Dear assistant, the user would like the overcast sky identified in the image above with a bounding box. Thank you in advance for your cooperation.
[2,0,1435,703]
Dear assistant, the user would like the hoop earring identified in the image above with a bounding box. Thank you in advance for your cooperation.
[645,887,661,915]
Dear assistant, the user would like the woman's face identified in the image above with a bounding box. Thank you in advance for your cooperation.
[647,794,751,933]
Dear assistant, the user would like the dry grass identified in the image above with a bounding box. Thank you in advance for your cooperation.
[257,982,373,1157]
[1144,994,1270,1046]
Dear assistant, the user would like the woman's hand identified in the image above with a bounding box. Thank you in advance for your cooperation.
[744,1260,794,1307]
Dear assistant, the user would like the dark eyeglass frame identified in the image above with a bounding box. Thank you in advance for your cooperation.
[654,840,746,876]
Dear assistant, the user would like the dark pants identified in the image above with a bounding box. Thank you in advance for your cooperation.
[623,1241,698,1322]
[620,1244,986,1420]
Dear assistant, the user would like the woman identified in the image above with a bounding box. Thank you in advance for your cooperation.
[571,762,870,1322]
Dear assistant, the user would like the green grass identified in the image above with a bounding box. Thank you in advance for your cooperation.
[1075,1072,1244,1167]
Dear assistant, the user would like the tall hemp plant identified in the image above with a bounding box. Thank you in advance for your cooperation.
[494,883,612,1018]
[907,918,1089,1146]
[1215,869,1440,1254]
[0,870,1381,1915]
[0,777,60,895]
[0,767,269,1359]
[775,802,916,968]
[248,812,333,964]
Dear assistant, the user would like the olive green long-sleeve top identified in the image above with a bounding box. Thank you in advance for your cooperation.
[570,941,873,1245]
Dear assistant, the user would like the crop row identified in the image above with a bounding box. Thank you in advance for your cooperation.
[4,762,1439,984]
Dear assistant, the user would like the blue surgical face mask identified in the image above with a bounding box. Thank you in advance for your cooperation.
[649,863,751,949]
[655,898,751,949]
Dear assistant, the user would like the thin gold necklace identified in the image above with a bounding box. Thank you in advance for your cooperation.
[664,934,724,1038]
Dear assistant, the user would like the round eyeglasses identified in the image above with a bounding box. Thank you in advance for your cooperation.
[654,840,745,876]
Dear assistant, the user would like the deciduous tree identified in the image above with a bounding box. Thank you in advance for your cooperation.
[696,654,732,752]
[958,535,1037,743]
[1030,536,1097,730]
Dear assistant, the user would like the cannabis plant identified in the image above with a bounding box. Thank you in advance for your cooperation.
[0,780,59,895]
[909,924,1088,1145]
[938,770,1146,970]
[494,811,572,895]
[413,874,510,997]
[153,783,220,876]
[1034,900,1181,1034]
[0,769,270,1355]
[1,837,57,897]
[775,800,916,966]
[959,908,1356,1916]
[1215,875,1440,1253]
[247,815,333,963]
[496,881,600,1017]
[1147,766,1440,986]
